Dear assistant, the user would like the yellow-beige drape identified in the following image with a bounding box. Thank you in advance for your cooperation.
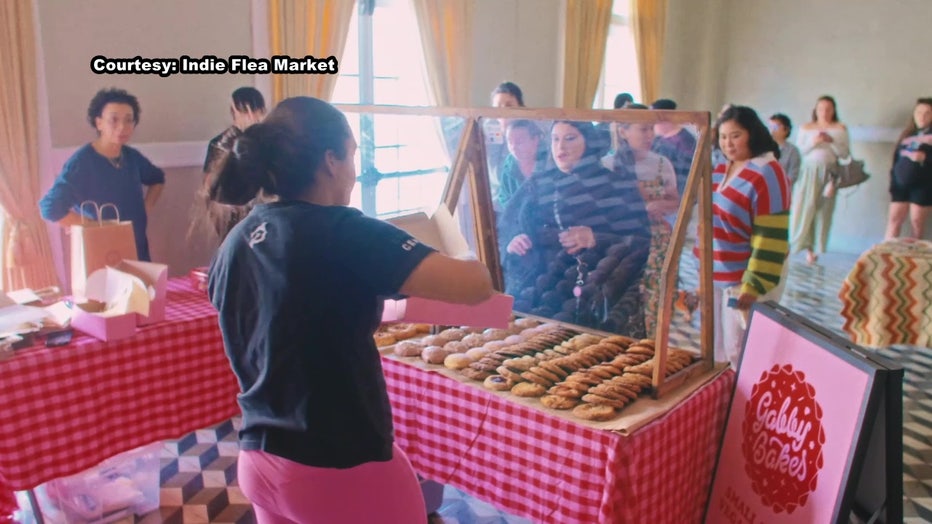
[562,0,613,109]
[268,0,356,103]
[0,1,59,291]
[631,0,667,104]
[411,0,473,107]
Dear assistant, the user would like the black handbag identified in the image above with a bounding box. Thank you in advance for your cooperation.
[832,157,870,189]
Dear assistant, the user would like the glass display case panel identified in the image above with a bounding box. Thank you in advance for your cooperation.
[479,114,700,341]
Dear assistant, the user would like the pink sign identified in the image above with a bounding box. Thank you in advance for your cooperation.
[707,311,873,523]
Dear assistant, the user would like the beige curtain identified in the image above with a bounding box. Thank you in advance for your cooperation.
[562,0,613,109]
[268,0,356,103]
[412,0,473,107]
[0,1,59,291]
[631,0,667,104]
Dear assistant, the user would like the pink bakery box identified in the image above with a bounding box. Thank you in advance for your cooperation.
[113,260,168,326]
[71,301,137,342]
[381,293,514,328]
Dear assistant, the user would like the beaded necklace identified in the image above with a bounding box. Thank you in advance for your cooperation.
[552,183,588,319]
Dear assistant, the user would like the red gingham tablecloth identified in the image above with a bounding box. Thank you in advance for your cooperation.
[0,277,734,523]
[0,279,240,519]
[384,358,734,524]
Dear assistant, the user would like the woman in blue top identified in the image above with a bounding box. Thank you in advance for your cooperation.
[39,88,164,261]
[206,97,494,523]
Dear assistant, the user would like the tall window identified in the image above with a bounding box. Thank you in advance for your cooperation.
[593,0,641,109]
[332,0,447,218]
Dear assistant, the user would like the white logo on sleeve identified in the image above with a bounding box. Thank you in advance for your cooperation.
[248,222,268,248]
[401,238,418,251]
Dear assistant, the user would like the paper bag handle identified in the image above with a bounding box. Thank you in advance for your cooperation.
[78,201,100,224]
[78,201,121,224]
[98,203,120,222]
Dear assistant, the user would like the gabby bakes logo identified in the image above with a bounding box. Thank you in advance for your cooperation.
[741,364,826,514]
[90,55,339,77]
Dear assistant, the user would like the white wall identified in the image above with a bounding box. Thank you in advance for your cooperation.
[662,0,932,253]
[469,0,563,108]
[660,0,730,113]
[35,0,256,282]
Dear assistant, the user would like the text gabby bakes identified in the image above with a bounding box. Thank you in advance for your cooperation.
[90,55,339,76]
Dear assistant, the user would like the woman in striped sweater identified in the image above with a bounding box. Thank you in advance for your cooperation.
[709,106,792,367]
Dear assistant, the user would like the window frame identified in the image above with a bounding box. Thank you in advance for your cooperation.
[336,0,449,218]
[593,0,641,110]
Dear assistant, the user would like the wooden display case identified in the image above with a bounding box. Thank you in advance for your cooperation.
[338,104,715,399]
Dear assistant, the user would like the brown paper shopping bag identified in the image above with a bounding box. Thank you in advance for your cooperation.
[70,201,137,299]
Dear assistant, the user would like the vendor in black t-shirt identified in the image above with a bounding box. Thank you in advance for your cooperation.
[205,97,494,524]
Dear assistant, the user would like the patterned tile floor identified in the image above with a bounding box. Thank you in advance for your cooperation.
[16,251,930,523]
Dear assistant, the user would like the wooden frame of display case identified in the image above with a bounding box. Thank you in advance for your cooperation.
[338,105,714,397]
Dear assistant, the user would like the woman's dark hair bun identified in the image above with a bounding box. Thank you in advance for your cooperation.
[208,123,276,206]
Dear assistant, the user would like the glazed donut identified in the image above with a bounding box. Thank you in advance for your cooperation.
[421,346,449,365]
[393,341,424,357]
[460,333,486,348]
[443,340,470,354]
[420,334,444,346]
[437,328,467,343]
[444,353,474,370]
[482,328,511,341]
[482,340,510,352]
[465,347,491,360]
[387,324,418,340]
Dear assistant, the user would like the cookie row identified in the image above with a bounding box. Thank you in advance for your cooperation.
[569,348,697,421]
[459,327,578,381]
[483,336,647,396]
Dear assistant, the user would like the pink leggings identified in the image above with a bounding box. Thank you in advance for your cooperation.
[237,444,427,524]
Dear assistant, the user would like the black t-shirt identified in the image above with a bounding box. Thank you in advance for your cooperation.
[208,201,434,468]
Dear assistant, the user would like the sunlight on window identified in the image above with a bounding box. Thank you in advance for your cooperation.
[333,0,447,218]
[594,0,641,109]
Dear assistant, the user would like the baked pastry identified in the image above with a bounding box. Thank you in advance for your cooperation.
[581,394,628,409]
[540,394,578,410]
[572,403,616,421]
[374,332,396,347]
[421,346,449,365]
[461,366,492,381]
[465,347,490,360]
[460,333,486,347]
[420,334,444,346]
[482,340,510,352]
[513,317,539,329]
[387,324,418,340]
[444,353,474,370]
[437,328,467,343]
[443,340,470,354]
[483,375,513,391]
[393,341,424,357]
[482,328,511,341]
[503,334,526,346]
[511,382,547,397]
